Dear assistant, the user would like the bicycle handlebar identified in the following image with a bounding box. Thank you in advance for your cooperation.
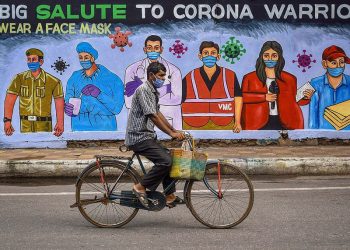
[119,132,194,152]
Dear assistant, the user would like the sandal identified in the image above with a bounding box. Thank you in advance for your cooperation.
[132,188,149,208]
[166,196,185,208]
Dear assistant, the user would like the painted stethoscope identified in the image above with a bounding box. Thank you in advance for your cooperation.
[135,57,172,80]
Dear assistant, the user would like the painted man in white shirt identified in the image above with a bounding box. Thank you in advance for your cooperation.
[124,35,183,129]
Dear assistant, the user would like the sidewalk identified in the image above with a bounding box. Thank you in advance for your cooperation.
[0,146,349,177]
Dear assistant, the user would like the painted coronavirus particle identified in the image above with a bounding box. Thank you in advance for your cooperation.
[292,50,316,72]
[169,40,188,58]
[51,57,70,75]
[220,37,246,64]
[108,27,132,52]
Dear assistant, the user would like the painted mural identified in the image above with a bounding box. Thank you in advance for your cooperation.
[1,0,350,143]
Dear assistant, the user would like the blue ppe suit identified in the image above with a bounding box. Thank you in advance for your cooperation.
[65,64,124,131]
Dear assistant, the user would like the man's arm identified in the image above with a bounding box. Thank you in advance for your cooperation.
[149,112,184,140]
[4,93,17,136]
[308,92,319,129]
[233,74,243,133]
[137,86,184,139]
[149,113,174,135]
[94,74,125,115]
[234,97,243,132]
[54,97,64,136]
[158,111,176,132]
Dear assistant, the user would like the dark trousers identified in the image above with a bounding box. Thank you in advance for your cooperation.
[129,139,176,195]
[261,115,284,130]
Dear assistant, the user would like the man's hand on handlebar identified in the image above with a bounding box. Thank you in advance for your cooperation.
[170,130,186,140]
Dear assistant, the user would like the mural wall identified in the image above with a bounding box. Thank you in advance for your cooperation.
[1,0,350,144]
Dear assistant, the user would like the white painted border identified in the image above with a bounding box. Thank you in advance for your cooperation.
[1,130,350,148]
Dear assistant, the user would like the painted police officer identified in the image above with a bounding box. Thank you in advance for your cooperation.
[4,48,64,136]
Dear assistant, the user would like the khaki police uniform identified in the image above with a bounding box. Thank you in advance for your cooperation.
[6,69,64,133]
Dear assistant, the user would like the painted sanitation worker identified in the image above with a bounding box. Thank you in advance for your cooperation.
[182,41,243,132]
[125,61,185,208]
[4,48,64,136]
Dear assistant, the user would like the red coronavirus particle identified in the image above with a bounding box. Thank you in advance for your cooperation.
[169,40,188,58]
[108,27,132,52]
[293,50,316,72]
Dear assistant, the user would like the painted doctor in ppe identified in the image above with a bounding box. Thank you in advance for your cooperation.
[65,42,124,131]
[124,35,183,129]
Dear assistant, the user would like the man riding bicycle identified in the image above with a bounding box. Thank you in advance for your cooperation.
[125,62,185,208]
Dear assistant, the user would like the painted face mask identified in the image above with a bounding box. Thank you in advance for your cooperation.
[327,67,345,77]
[27,62,41,72]
[80,60,93,70]
[202,56,217,68]
[264,60,278,68]
[147,52,160,60]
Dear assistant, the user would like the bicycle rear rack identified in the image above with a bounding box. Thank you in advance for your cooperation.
[94,155,132,161]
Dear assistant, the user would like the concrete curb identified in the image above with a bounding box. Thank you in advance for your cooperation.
[1,157,350,177]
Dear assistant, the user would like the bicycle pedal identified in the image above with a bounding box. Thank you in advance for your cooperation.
[70,202,78,208]
[119,190,166,211]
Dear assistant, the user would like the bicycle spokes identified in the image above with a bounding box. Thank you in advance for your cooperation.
[186,162,254,228]
[76,162,140,228]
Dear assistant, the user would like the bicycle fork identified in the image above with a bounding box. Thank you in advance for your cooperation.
[203,160,223,199]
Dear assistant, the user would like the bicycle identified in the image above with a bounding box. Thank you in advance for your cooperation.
[70,133,254,229]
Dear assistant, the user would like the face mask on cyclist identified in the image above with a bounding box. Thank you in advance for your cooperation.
[151,73,165,88]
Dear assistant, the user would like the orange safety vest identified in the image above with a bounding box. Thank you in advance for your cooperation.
[182,67,235,127]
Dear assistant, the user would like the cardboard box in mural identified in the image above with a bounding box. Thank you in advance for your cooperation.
[1,0,350,146]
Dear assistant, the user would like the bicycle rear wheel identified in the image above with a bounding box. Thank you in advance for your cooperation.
[186,162,254,229]
[76,160,140,228]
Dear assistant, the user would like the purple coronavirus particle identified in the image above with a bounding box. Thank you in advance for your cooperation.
[293,50,316,72]
[169,40,188,58]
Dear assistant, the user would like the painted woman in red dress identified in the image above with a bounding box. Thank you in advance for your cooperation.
[242,41,310,130]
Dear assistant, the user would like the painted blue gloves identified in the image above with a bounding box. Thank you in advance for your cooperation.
[81,84,101,98]
[65,103,75,117]
[165,83,171,94]
[125,76,143,97]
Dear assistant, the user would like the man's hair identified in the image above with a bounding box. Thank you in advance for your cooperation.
[147,62,166,79]
[199,41,220,54]
[145,35,162,47]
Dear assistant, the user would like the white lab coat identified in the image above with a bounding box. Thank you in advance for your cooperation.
[124,57,183,129]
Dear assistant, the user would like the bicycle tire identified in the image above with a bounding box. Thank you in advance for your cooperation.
[76,160,141,228]
[186,162,254,229]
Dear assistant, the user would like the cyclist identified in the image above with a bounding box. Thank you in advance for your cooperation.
[125,61,185,208]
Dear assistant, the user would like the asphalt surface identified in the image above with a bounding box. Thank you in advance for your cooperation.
[0,176,349,250]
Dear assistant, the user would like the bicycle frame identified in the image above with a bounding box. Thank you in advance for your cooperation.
[106,153,180,197]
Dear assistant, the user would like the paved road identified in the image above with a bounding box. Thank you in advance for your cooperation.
[0,176,349,250]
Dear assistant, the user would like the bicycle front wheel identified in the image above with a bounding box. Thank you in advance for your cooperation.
[186,162,254,229]
[76,160,140,228]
